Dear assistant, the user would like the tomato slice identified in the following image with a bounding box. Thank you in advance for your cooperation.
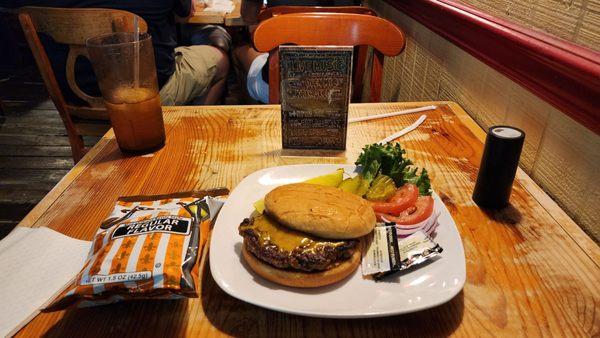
[378,196,434,226]
[370,184,418,216]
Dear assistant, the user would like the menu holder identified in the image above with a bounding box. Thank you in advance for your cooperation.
[279,46,353,150]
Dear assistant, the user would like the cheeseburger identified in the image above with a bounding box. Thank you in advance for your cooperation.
[239,183,376,288]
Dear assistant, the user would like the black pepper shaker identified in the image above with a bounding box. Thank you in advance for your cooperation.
[472,125,525,209]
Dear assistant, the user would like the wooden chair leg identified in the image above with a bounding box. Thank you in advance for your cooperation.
[268,50,280,104]
[352,46,367,102]
[68,134,86,163]
[369,52,384,103]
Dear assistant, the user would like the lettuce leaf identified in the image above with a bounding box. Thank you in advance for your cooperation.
[403,167,432,196]
[355,143,432,195]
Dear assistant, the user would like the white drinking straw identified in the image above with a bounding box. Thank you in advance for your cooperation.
[378,114,427,144]
[133,16,140,88]
[348,105,436,123]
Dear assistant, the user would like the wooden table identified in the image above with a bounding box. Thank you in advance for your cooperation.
[177,0,244,26]
[15,102,600,336]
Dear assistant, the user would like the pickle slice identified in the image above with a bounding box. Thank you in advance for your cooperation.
[254,199,266,214]
[365,175,397,201]
[304,168,344,187]
[339,175,371,197]
[356,178,371,197]
[338,175,361,194]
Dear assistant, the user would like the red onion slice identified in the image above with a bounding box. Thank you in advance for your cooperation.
[380,200,442,238]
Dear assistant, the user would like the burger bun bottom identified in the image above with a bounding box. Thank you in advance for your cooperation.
[241,241,361,288]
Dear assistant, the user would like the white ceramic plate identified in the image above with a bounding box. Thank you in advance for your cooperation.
[210,164,466,318]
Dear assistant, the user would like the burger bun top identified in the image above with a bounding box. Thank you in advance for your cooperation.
[264,183,376,239]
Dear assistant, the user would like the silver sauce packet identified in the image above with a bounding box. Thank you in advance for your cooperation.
[361,228,443,280]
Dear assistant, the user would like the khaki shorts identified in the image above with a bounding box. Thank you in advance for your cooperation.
[159,46,222,105]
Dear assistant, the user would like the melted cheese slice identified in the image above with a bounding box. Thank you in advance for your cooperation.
[240,214,344,252]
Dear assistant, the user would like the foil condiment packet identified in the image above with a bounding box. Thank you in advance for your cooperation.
[362,228,443,280]
[361,226,401,276]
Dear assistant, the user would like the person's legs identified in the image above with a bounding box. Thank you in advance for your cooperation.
[181,25,232,54]
[233,43,263,76]
[192,48,229,105]
[232,44,255,102]
[159,45,229,105]
[232,43,268,103]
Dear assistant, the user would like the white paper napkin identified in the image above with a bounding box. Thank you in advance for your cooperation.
[0,227,91,337]
[202,0,234,13]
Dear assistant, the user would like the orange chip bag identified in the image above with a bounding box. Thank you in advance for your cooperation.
[46,190,227,310]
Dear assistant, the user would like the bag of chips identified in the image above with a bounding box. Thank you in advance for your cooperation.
[46,189,227,310]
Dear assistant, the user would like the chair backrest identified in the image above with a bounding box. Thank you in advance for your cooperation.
[18,6,147,162]
[257,5,376,21]
[257,6,377,102]
[253,12,405,103]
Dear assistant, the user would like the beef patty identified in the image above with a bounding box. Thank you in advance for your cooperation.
[239,214,357,272]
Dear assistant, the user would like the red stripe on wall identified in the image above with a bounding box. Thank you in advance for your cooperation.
[386,0,600,134]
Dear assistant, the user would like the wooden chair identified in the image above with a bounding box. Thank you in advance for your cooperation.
[257,6,377,102]
[18,7,147,162]
[253,12,405,104]
[257,5,376,21]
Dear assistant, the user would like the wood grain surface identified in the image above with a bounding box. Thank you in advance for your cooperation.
[0,69,98,239]
[368,0,600,242]
[15,102,600,337]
